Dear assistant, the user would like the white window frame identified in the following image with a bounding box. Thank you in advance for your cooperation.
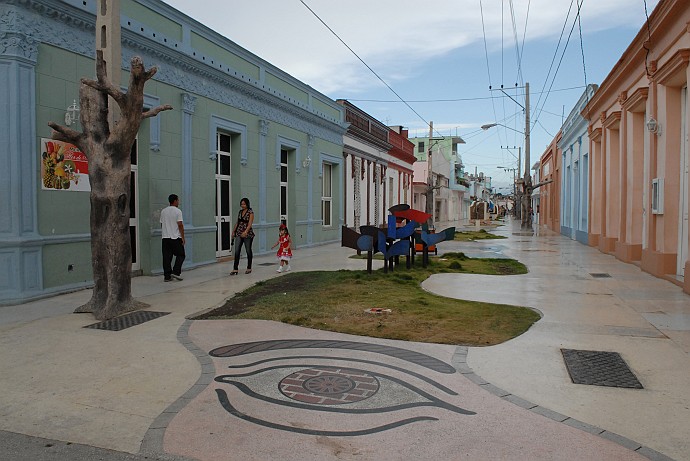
[322,162,333,227]
[652,177,664,214]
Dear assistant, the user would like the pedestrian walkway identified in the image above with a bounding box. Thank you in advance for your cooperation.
[0,219,687,460]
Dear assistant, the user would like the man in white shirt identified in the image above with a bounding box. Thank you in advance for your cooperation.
[160,194,185,282]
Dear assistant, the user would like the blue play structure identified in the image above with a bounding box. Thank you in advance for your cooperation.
[341,205,455,274]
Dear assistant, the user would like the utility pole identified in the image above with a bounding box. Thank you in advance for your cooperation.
[425,121,434,227]
[501,146,521,219]
[97,0,121,125]
[522,82,533,229]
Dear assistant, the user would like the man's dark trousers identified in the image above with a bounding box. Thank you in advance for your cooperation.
[162,238,185,279]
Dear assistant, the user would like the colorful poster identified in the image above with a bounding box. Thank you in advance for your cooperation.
[40,139,90,191]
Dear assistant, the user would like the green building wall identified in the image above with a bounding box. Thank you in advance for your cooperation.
[1,0,346,304]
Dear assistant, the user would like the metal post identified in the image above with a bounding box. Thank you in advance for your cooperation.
[425,121,434,227]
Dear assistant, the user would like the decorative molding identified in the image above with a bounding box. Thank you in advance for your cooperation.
[649,59,658,75]
[259,119,270,137]
[143,93,161,151]
[182,92,197,114]
[589,127,603,142]
[276,136,301,172]
[653,48,690,85]
[9,0,347,145]
[0,10,38,62]
[602,111,622,130]
[618,90,628,105]
[621,87,649,113]
[209,115,247,164]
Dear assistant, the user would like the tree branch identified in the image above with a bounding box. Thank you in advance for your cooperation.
[81,77,125,106]
[143,66,158,82]
[142,104,173,119]
[48,122,85,147]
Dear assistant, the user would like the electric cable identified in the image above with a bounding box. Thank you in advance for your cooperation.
[298,0,442,138]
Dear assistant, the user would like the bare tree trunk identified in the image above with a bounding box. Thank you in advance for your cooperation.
[49,52,172,320]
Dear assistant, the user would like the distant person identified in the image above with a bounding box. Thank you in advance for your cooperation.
[271,223,293,273]
[160,194,185,282]
[230,197,255,275]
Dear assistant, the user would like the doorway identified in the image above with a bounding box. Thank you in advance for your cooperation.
[280,149,289,225]
[216,133,233,258]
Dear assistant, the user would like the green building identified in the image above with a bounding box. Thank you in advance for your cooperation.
[1,0,347,304]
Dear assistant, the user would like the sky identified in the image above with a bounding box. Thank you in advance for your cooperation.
[163,0,660,192]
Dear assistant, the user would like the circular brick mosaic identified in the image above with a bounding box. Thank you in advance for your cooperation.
[279,367,380,405]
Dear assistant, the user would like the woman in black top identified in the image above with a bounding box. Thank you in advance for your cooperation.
[231,197,255,275]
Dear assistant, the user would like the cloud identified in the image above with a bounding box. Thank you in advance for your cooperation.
[164,0,659,94]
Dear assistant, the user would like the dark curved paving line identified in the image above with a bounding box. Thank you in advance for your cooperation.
[209,339,456,374]
[141,320,676,461]
[225,355,458,395]
[450,347,677,461]
[215,389,438,436]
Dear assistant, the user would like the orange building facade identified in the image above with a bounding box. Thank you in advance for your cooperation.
[584,0,690,292]
[538,133,562,233]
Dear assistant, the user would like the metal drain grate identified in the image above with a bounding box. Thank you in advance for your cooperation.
[561,349,643,389]
[258,263,275,267]
[84,311,170,331]
[590,272,611,278]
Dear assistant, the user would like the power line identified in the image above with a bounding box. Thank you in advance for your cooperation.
[297,0,442,137]
[480,0,503,147]
[532,0,583,129]
[347,85,586,103]
[532,0,575,127]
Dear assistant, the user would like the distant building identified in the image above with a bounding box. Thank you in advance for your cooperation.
[336,100,415,229]
[408,135,469,224]
[558,84,597,244]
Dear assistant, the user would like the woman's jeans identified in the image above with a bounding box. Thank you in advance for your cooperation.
[233,236,253,270]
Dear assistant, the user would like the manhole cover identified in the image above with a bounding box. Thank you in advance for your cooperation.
[279,367,380,405]
[561,349,643,389]
[590,273,611,278]
[84,311,170,331]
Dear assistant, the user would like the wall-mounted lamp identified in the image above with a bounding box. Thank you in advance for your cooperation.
[65,99,80,126]
[646,117,661,135]
[302,155,312,169]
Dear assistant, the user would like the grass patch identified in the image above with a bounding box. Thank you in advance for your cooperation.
[454,229,507,241]
[195,255,538,346]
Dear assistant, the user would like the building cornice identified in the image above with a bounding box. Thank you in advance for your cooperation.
[7,0,348,143]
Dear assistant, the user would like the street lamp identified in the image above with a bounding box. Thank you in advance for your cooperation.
[481,123,524,135]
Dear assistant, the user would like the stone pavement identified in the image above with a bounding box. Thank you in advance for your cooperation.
[0,218,688,461]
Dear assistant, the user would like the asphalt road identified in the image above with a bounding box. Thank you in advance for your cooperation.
[0,430,195,461]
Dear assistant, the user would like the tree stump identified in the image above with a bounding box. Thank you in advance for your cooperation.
[48,52,172,320]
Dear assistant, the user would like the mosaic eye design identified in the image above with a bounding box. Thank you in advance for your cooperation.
[210,340,476,436]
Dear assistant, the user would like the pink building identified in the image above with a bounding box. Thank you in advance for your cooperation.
[584,0,690,293]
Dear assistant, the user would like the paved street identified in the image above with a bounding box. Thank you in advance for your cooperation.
[0,218,688,460]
